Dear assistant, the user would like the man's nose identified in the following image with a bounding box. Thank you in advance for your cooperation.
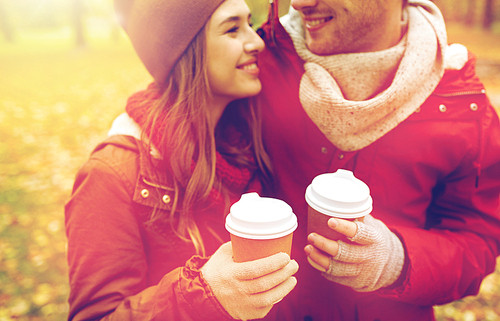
[291,0,318,11]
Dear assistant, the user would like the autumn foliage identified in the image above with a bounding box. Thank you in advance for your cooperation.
[1,2,499,320]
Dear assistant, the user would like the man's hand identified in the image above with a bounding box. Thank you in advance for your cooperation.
[304,215,405,292]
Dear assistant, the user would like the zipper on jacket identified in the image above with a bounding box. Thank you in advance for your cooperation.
[269,0,277,47]
[474,116,485,189]
[434,89,486,97]
[474,162,481,188]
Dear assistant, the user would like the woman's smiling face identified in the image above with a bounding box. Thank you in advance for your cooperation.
[205,0,265,108]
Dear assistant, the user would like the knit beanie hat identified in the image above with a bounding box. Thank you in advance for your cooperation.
[114,0,225,84]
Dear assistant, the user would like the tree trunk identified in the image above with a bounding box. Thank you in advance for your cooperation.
[74,0,85,47]
[465,0,476,26]
[0,0,14,42]
[483,0,495,30]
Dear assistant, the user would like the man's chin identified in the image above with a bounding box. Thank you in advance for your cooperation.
[305,40,337,56]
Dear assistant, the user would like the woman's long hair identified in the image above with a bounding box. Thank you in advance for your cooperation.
[142,25,272,256]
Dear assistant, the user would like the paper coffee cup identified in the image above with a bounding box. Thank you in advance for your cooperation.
[226,192,298,262]
[305,169,372,242]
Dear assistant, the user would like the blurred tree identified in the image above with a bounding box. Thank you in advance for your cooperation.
[278,0,291,16]
[483,0,495,29]
[465,0,476,26]
[73,0,85,47]
[246,0,291,27]
[0,0,14,42]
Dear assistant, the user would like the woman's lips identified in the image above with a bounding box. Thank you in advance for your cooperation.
[237,62,259,76]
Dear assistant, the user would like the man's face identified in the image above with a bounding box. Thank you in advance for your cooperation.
[291,0,401,55]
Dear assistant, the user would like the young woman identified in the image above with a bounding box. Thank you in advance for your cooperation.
[64,0,298,320]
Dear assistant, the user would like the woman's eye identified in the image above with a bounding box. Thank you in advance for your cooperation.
[227,26,239,34]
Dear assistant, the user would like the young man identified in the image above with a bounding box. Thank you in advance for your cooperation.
[257,0,500,320]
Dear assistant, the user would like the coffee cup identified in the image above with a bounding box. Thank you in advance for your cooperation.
[225,192,298,263]
[305,169,372,242]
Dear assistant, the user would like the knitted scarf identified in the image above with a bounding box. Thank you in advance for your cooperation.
[282,0,466,152]
[119,82,256,209]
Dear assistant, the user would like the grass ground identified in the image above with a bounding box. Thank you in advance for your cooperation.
[0,21,499,321]
[0,30,152,320]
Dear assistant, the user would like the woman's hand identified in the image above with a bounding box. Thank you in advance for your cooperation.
[201,242,298,320]
[305,215,405,292]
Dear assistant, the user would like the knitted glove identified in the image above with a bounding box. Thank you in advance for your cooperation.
[201,242,298,320]
[323,215,405,292]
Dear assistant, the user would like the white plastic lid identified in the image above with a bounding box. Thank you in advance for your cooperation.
[305,169,372,219]
[225,193,298,240]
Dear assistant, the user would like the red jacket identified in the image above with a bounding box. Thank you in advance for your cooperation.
[65,135,237,321]
[256,4,500,321]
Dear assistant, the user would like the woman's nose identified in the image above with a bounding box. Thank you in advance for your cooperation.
[244,30,265,54]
